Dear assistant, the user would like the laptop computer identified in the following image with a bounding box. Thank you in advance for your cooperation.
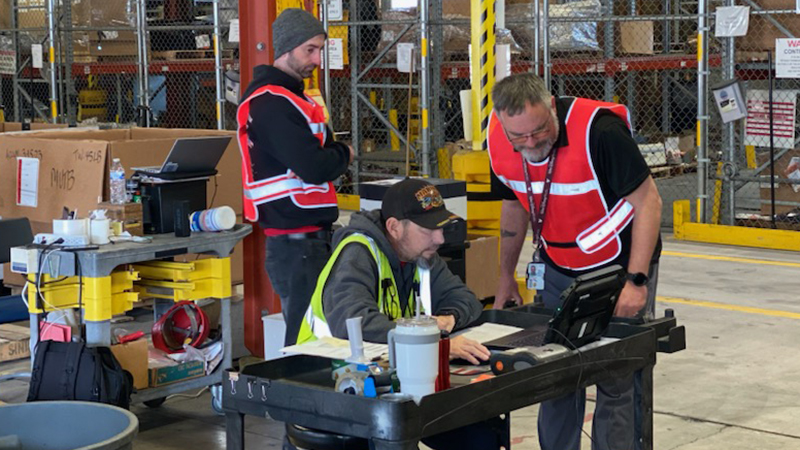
[132,136,231,179]
[483,265,626,350]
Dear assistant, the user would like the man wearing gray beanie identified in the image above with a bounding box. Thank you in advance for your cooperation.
[237,8,354,347]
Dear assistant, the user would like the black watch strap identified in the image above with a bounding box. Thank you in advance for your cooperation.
[627,272,649,286]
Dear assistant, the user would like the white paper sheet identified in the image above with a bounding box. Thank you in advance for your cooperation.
[397,43,415,73]
[195,34,211,50]
[454,323,524,344]
[228,19,240,43]
[325,38,344,70]
[31,44,43,69]
[281,337,388,361]
[714,6,749,37]
[16,157,39,207]
[328,0,343,21]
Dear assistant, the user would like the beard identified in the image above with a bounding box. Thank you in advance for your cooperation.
[517,137,556,163]
[414,254,434,269]
[287,54,317,79]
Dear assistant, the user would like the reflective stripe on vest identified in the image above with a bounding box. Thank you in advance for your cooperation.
[495,175,601,197]
[576,199,635,253]
[297,233,426,344]
[488,97,635,270]
[243,170,333,202]
[236,84,337,222]
[303,304,333,340]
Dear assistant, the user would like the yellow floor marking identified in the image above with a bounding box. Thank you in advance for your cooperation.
[658,296,800,320]
[661,251,800,269]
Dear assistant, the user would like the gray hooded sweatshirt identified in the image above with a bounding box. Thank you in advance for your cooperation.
[321,210,483,343]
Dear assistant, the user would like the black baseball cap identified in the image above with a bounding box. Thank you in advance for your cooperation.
[381,178,460,229]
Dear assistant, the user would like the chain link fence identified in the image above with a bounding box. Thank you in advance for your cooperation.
[535,0,700,227]
[13,0,796,232]
[1,0,52,123]
[0,0,233,130]
[329,0,424,195]
[709,0,800,231]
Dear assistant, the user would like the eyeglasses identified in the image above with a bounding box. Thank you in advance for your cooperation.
[504,120,551,145]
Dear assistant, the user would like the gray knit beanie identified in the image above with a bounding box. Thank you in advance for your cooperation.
[273,8,327,60]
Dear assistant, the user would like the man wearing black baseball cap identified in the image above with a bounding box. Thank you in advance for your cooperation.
[296,178,489,364]
[296,179,497,449]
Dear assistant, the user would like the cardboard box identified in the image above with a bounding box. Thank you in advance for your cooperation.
[0,0,45,29]
[738,0,800,51]
[110,338,148,390]
[758,149,800,215]
[443,0,531,16]
[98,201,143,236]
[72,0,135,28]
[1,0,133,29]
[0,323,30,363]
[148,349,205,387]
[0,123,69,133]
[465,234,499,300]
[620,21,654,55]
[72,31,140,59]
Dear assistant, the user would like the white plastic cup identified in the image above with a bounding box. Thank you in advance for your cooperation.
[189,206,236,232]
[90,219,110,245]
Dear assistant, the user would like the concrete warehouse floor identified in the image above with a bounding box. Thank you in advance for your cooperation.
[2,232,800,449]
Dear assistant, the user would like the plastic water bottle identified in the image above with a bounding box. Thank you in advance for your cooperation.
[110,158,127,204]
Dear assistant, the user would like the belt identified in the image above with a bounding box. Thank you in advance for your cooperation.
[282,229,332,241]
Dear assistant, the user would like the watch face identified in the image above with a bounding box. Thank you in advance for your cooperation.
[630,272,648,286]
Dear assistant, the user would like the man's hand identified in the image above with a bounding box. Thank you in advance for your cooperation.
[347,145,355,164]
[449,336,491,365]
[614,282,647,317]
[493,275,522,309]
[433,315,456,333]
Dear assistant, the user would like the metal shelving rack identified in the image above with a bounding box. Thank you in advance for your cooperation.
[0,0,232,129]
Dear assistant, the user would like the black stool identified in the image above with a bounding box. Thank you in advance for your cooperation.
[285,423,370,450]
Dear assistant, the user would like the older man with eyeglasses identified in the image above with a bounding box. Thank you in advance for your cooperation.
[487,72,663,450]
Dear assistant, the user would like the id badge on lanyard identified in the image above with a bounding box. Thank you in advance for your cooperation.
[522,151,557,291]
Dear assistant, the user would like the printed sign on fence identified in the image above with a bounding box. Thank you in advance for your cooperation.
[745,89,798,150]
[776,39,800,78]
[0,51,15,75]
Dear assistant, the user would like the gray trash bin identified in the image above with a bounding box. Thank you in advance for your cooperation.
[0,401,138,450]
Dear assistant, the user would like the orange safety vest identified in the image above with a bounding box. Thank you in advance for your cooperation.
[236,85,338,223]
[488,97,636,271]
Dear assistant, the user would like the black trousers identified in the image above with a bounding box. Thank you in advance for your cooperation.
[264,235,331,346]
[537,261,659,450]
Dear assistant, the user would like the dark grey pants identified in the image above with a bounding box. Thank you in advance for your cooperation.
[264,235,331,346]
[537,262,659,450]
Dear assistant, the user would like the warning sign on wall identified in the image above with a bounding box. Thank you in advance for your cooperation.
[776,39,800,78]
[745,89,798,149]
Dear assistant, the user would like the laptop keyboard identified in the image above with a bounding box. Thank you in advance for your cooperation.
[503,330,547,348]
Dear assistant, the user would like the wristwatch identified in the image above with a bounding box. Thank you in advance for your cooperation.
[626,272,649,287]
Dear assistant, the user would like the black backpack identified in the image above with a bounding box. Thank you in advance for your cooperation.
[27,340,134,409]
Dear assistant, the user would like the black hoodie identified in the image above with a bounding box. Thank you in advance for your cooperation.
[320,210,483,343]
[240,65,350,230]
